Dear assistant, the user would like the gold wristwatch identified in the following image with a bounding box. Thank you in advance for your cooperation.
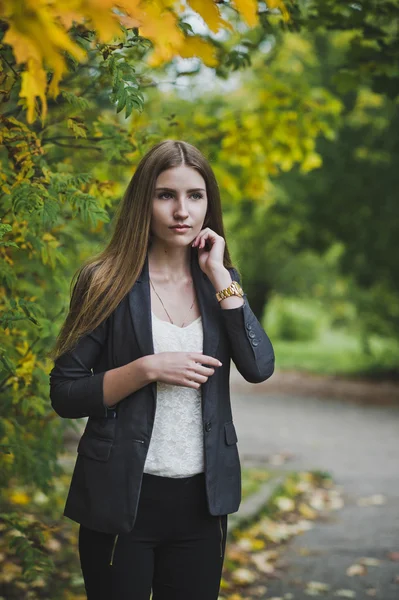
[216,281,244,303]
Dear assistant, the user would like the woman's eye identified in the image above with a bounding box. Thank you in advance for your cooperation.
[158,192,203,200]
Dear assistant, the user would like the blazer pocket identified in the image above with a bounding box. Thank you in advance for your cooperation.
[77,434,113,462]
[224,421,238,446]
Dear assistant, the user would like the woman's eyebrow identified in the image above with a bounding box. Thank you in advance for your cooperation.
[155,187,206,192]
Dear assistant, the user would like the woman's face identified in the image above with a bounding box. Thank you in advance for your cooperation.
[150,165,208,247]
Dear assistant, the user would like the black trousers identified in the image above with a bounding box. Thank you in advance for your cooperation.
[78,472,228,600]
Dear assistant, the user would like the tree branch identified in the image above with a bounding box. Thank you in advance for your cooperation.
[46,140,103,151]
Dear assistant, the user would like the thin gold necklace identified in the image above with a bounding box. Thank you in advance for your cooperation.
[149,277,196,327]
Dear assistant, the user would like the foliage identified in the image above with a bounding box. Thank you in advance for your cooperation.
[0,462,86,599]
[272,328,399,377]
[264,295,326,341]
[1,0,288,124]
[296,0,399,99]
[273,30,399,338]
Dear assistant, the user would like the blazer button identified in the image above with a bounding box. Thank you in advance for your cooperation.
[251,339,259,347]
[246,323,252,330]
[205,421,212,432]
[248,330,256,339]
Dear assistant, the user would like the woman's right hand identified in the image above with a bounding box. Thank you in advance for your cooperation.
[144,352,222,389]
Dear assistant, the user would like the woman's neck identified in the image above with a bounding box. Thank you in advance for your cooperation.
[147,243,192,283]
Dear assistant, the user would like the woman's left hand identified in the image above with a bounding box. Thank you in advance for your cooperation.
[192,228,225,276]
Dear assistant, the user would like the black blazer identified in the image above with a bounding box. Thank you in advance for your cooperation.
[49,248,275,534]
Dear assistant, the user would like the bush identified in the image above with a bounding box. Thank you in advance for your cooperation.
[263,295,327,342]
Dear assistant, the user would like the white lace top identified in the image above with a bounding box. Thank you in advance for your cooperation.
[143,311,205,478]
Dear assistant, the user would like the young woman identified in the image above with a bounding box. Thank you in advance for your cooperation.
[49,139,275,600]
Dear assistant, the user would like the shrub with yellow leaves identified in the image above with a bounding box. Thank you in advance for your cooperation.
[0,0,289,123]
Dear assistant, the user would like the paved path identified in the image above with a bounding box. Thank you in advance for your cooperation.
[230,366,399,600]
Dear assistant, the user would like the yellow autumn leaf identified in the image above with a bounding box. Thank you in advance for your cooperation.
[1,451,15,466]
[298,502,318,519]
[20,59,48,123]
[13,352,36,388]
[267,0,290,22]
[178,36,218,67]
[141,4,184,67]
[9,491,30,505]
[1,560,23,582]
[15,340,30,356]
[186,0,232,33]
[232,0,259,28]
[251,538,266,550]
[3,0,86,121]
[42,232,57,242]
[300,152,323,173]
[3,3,86,72]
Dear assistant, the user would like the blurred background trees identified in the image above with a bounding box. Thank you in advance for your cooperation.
[1,0,398,596]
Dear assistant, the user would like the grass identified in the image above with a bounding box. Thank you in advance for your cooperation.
[272,328,399,379]
[241,467,272,501]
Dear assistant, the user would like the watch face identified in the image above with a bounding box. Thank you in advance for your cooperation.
[233,281,244,295]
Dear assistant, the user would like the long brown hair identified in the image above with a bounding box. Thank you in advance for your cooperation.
[49,139,238,361]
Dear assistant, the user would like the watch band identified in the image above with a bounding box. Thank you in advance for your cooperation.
[216,281,244,303]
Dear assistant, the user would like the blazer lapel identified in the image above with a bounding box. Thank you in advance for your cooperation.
[128,247,221,409]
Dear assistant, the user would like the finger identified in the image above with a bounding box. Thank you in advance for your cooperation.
[190,362,215,374]
[184,373,208,385]
[200,230,219,249]
[192,356,222,367]
[192,228,213,247]
[199,233,211,249]
[185,380,201,389]
[186,373,208,385]
[192,232,207,247]
[197,365,216,376]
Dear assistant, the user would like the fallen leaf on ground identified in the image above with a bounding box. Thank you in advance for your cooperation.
[365,588,377,596]
[305,580,330,594]
[293,519,314,534]
[297,547,324,557]
[387,552,399,561]
[357,494,386,506]
[226,548,250,565]
[275,496,296,512]
[308,489,328,510]
[236,538,253,552]
[231,568,256,585]
[251,551,276,574]
[358,557,381,567]
[268,452,294,465]
[250,584,268,596]
[334,590,356,598]
[346,564,366,576]
[299,502,318,519]
[329,490,345,510]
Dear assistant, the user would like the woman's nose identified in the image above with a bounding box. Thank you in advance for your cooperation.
[174,200,189,215]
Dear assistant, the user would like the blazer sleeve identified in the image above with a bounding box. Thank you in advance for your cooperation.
[49,317,111,419]
[219,267,275,383]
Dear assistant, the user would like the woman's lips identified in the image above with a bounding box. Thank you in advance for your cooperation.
[171,227,190,233]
